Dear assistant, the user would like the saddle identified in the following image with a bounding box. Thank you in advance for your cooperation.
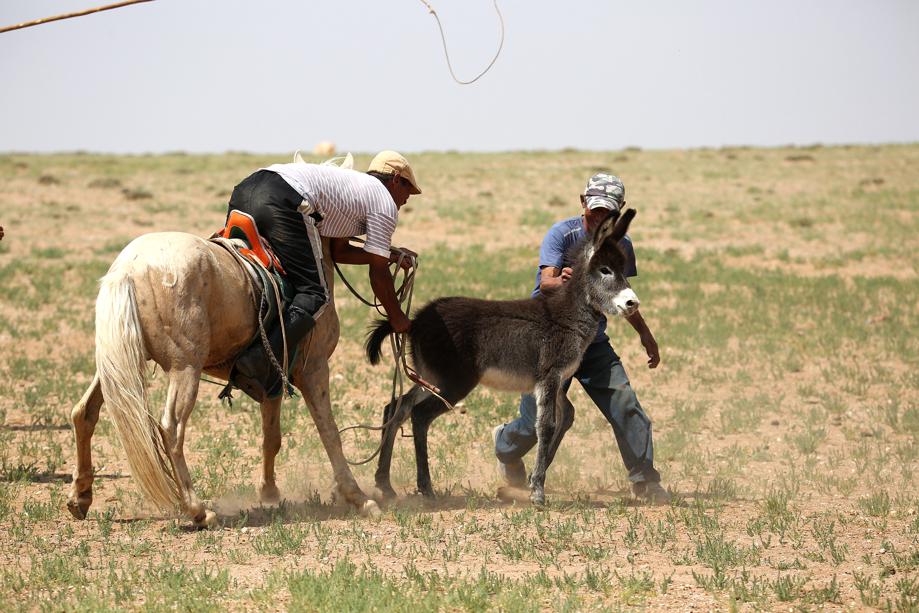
[217,210,286,274]
[210,211,295,400]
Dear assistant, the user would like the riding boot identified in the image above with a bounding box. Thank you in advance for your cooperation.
[231,305,316,402]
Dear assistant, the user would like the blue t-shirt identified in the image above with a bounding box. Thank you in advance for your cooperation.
[532,216,637,344]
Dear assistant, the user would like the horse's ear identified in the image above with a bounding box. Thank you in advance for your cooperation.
[609,208,636,243]
[592,211,620,248]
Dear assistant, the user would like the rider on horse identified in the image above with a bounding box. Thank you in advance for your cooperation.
[226,151,421,401]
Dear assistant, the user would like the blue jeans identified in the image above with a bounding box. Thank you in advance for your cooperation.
[494,342,660,484]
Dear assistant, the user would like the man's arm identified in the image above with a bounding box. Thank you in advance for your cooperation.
[626,309,660,369]
[538,266,573,293]
[330,237,375,265]
[330,237,413,270]
[368,255,411,333]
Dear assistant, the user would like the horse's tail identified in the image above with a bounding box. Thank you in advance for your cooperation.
[365,319,394,365]
[94,259,184,513]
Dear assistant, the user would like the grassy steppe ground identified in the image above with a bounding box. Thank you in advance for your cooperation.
[0,145,917,611]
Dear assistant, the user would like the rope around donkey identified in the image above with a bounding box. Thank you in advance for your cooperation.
[335,241,455,466]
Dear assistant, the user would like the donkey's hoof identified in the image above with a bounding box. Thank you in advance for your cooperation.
[259,483,281,505]
[530,489,547,507]
[361,499,382,518]
[373,483,398,501]
[66,497,91,520]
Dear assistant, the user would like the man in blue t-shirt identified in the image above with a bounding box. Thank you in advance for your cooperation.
[492,173,670,505]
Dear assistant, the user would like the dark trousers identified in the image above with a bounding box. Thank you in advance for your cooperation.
[226,170,326,315]
[494,342,661,484]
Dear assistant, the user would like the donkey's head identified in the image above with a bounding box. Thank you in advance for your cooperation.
[584,209,640,317]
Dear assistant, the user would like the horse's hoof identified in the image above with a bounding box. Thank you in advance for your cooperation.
[417,487,436,499]
[361,499,381,518]
[192,509,218,529]
[259,483,281,505]
[530,489,546,507]
[66,498,90,520]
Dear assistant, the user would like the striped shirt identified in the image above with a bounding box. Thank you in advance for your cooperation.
[263,162,398,258]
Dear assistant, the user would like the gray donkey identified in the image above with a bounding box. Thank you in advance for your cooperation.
[365,209,639,505]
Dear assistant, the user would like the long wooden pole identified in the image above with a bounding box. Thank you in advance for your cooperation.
[0,0,155,35]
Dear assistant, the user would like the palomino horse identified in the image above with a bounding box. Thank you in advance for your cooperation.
[67,231,380,527]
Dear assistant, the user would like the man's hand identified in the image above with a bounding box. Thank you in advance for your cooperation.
[389,311,412,334]
[558,267,573,283]
[389,247,417,272]
[641,332,660,369]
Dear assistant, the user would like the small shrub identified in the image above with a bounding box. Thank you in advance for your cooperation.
[88,178,122,189]
[122,187,153,200]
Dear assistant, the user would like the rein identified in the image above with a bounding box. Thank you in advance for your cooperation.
[335,239,455,466]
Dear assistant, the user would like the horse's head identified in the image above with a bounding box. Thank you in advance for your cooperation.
[584,208,639,317]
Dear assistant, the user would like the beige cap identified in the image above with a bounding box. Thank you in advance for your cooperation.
[368,150,422,195]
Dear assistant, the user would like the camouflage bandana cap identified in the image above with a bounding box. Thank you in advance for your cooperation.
[583,173,625,211]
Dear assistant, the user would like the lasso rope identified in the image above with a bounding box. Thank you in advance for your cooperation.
[419,0,505,85]
[0,0,155,34]
[3,1,504,87]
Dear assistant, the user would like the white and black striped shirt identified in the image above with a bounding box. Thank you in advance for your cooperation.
[263,163,398,258]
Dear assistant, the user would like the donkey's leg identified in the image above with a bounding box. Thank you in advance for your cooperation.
[541,393,576,469]
[296,361,380,518]
[67,374,104,519]
[258,395,284,504]
[411,396,453,498]
[528,378,562,506]
[374,385,427,500]
[160,367,215,528]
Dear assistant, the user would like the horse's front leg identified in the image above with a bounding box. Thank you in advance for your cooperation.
[67,374,103,519]
[529,376,563,506]
[295,360,380,517]
[258,395,283,504]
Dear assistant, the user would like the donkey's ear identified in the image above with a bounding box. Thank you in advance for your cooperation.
[591,211,620,248]
[609,208,636,243]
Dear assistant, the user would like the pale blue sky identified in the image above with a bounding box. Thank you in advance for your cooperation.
[1,0,917,153]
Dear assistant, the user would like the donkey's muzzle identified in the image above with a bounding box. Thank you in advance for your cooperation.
[613,288,640,317]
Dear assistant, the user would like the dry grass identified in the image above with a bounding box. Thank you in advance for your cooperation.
[0,145,918,610]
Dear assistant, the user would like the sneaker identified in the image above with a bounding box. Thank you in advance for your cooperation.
[632,481,671,505]
[492,425,527,488]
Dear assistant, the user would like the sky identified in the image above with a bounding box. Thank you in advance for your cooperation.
[1,0,917,154]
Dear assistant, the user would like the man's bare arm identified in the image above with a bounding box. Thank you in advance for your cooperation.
[329,237,375,265]
[626,310,660,369]
[538,266,573,293]
[368,255,411,333]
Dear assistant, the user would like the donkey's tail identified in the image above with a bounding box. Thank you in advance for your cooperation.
[365,319,394,365]
[95,262,184,513]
